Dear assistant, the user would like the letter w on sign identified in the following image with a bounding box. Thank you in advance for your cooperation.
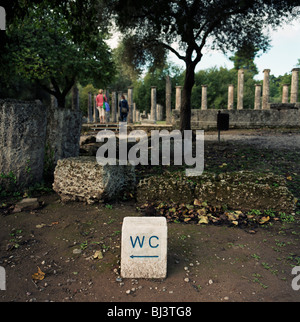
[130,236,145,248]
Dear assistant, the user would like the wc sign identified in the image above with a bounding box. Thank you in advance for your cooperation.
[121,217,167,279]
[0,7,6,31]
[130,235,160,258]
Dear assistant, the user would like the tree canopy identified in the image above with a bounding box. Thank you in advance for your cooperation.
[1,3,115,107]
[107,0,299,130]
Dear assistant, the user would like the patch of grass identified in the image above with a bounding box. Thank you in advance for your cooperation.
[80,241,88,250]
[251,254,261,260]
[252,273,268,289]
[279,212,295,223]
[107,218,115,225]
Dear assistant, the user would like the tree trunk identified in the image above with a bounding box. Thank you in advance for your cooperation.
[49,76,75,108]
[180,61,196,132]
[55,94,66,108]
[39,80,67,108]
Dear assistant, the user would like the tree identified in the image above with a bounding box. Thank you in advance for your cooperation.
[229,43,259,75]
[133,63,183,114]
[1,0,110,41]
[109,41,139,92]
[191,66,257,109]
[192,67,237,109]
[4,5,115,107]
[107,0,298,131]
[78,84,98,116]
[268,73,292,103]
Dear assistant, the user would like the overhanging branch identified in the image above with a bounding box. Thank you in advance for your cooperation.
[160,42,186,62]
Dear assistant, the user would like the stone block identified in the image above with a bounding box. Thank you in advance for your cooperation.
[53,156,135,204]
[141,119,156,125]
[13,198,40,213]
[0,99,47,190]
[121,217,167,279]
[46,106,82,163]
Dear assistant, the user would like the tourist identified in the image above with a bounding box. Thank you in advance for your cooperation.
[119,95,129,122]
[105,100,110,123]
[96,89,107,124]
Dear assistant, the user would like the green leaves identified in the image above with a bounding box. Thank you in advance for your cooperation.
[4,3,115,103]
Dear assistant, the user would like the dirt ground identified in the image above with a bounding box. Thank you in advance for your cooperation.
[1,129,300,303]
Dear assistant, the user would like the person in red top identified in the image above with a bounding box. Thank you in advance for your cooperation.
[96,89,107,124]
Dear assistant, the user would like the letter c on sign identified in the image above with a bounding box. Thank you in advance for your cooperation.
[149,236,159,248]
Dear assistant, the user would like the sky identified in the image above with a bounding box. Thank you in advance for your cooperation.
[107,16,300,81]
[168,19,300,81]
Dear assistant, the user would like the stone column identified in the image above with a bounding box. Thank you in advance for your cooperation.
[262,69,270,110]
[237,69,244,110]
[282,84,289,104]
[254,84,262,110]
[117,91,123,117]
[157,104,163,121]
[201,85,208,110]
[88,92,93,123]
[105,88,110,101]
[151,86,157,121]
[166,75,172,124]
[71,85,79,111]
[127,87,133,123]
[111,91,117,122]
[93,94,99,122]
[290,68,299,103]
[133,102,136,123]
[227,84,234,110]
[175,86,182,111]
[136,110,140,122]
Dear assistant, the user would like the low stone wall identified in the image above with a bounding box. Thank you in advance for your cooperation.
[0,99,47,190]
[52,158,295,212]
[172,108,300,130]
[137,170,295,213]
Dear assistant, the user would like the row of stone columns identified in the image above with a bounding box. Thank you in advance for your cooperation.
[198,67,299,111]
[87,68,299,122]
[149,85,173,123]
[253,68,299,109]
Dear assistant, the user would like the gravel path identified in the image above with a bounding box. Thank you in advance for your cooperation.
[81,128,300,151]
[205,129,300,150]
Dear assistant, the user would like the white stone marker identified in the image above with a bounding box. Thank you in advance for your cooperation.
[121,217,167,279]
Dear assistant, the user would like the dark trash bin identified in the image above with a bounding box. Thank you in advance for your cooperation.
[217,111,229,142]
[217,111,229,131]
